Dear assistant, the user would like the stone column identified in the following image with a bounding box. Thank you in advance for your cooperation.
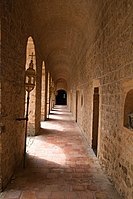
[41,62,45,121]
[35,55,42,135]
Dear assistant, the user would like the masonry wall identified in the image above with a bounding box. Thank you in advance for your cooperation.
[70,1,133,198]
[1,0,31,190]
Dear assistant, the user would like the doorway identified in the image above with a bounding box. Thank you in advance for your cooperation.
[76,91,79,122]
[92,87,99,156]
[56,90,67,105]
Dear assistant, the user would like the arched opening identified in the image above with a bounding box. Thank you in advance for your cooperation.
[25,36,36,136]
[56,90,67,105]
[124,89,133,129]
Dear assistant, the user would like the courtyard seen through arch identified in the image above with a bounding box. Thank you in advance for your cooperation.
[25,36,36,136]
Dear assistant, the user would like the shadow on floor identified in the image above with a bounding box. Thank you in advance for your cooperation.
[1,105,122,199]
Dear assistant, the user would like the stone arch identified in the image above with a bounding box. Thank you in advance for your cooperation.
[25,36,36,135]
[56,78,67,92]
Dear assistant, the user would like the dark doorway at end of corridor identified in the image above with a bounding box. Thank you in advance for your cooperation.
[56,90,67,105]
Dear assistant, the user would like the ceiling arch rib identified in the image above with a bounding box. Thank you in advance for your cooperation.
[50,65,70,82]
[56,78,68,92]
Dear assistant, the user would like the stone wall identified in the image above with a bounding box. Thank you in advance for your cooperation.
[70,0,133,198]
[1,0,43,188]
[1,0,31,190]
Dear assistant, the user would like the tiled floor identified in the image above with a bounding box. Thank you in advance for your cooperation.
[1,106,122,199]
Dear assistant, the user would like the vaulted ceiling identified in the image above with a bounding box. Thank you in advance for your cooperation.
[29,0,101,87]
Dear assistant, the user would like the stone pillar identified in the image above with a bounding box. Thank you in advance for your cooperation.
[70,90,73,112]
[46,72,50,118]
[35,55,42,135]
[1,16,27,189]
[44,71,48,120]
[41,62,45,121]
[50,80,56,110]
[67,91,70,110]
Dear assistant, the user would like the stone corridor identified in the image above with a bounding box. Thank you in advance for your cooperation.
[1,106,121,199]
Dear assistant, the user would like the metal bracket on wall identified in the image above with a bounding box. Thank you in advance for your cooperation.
[16,117,28,121]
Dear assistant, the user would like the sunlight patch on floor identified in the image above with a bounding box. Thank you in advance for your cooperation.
[50,110,63,115]
[49,114,64,120]
[41,121,64,131]
[27,139,66,166]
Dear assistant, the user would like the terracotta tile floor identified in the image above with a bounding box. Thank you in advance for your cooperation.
[1,106,122,199]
